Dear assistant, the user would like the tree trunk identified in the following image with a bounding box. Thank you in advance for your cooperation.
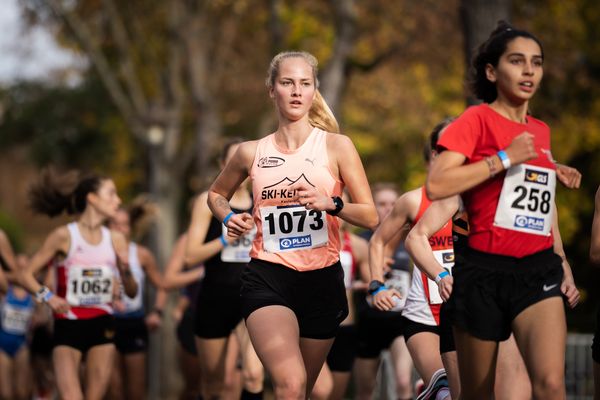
[460,0,511,104]
[319,0,357,114]
[146,144,183,399]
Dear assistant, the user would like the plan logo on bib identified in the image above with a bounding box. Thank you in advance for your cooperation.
[279,235,312,250]
[514,215,545,231]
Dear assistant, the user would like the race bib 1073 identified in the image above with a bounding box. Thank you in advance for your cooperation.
[261,205,328,253]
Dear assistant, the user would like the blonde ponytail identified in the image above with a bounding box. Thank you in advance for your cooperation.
[309,90,339,134]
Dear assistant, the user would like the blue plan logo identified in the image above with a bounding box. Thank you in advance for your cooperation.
[280,235,312,250]
[514,215,545,231]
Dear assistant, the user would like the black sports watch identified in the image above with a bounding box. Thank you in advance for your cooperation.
[367,280,386,295]
[326,196,344,216]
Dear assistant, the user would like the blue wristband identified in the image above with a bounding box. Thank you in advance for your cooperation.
[497,150,511,170]
[435,270,450,284]
[43,290,54,302]
[223,211,234,225]
[219,235,228,247]
[371,286,388,296]
[36,286,54,303]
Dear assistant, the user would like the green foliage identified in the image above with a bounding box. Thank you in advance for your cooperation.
[1,78,144,202]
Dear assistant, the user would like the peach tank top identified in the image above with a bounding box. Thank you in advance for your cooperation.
[249,128,343,271]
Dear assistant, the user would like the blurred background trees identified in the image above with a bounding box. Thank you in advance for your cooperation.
[2,0,600,396]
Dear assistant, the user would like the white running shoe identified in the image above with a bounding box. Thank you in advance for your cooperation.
[415,369,448,400]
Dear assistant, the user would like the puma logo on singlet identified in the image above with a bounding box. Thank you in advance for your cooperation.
[305,158,316,166]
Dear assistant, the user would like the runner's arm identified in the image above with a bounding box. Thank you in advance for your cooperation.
[0,231,15,291]
[138,245,168,319]
[21,227,71,313]
[331,135,378,229]
[369,194,413,283]
[21,227,68,295]
[405,196,460,302]
[111,231,138,298]
[164,235,204,290]
[208,142,255,238]
[552,208,579,308]
[555,163,581,189]
[185,192,229,266]
[427,132,537,200]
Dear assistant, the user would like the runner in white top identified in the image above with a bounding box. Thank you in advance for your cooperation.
[20,168,138,400]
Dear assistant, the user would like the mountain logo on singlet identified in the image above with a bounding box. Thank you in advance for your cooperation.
[261,174,315,201]
[305,157,316,166]
[525,169,549,185]
[441,252,454,263]
[514,215,544,231]
[258,156,285,168]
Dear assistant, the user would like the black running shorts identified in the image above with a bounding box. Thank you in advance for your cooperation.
[449,247,564,341]
[402,316,439,343]
[327,324,357,372]
[194,287,243,339]
[241,258,348,340]
[355,302,405,359]
[53,315,116,353]
[176,307,198,355]
[114,317,148,354]
[439,301,455,354]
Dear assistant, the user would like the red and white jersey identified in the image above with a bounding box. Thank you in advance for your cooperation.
[54,223,117,320]
[402,187,454,326]
[339,231,356,289]
[437,104,555,257]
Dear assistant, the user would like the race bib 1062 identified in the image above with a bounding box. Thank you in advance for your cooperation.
[261,205,328,253]
[66,265,114,306]
[493,164,556,236]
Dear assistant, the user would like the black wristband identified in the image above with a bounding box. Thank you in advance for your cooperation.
[326,196,344,216]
